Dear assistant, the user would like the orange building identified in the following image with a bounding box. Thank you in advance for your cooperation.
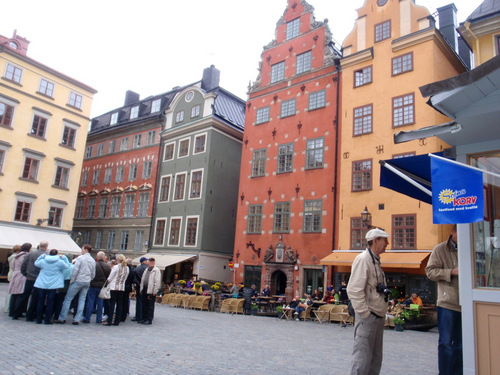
[232,0,341,300]
[325,0,470,301]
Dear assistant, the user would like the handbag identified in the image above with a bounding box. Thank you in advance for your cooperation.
[99,281,111,300]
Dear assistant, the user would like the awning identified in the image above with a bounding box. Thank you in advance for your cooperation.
[0,223,81,254]
[132,253,197,268]
[320,251,431,269]
[379,153,443,204]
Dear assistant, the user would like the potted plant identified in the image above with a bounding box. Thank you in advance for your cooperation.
[250,303,258,316]
[393,315,405,332]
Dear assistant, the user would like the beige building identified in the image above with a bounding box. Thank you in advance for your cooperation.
[0,31,97,262]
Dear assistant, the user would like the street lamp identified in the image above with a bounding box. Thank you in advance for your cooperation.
[361,206,373,228]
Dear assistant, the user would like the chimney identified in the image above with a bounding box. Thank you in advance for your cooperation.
[201,65,220,92]
[124,90,140,106]
[437,4,458,53]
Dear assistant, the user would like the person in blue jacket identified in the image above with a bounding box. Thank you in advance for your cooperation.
[34,249,70,324]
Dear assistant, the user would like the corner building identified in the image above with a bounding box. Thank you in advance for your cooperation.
[233,0,341,300]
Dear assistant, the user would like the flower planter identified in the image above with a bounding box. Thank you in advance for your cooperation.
[395,323,405,332]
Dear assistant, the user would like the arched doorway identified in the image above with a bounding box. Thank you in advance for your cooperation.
[272,270,287,295]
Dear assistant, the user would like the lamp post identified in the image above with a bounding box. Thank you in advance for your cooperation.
[361,206,373,229]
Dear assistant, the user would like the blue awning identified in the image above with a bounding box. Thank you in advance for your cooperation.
[379,153,443,205]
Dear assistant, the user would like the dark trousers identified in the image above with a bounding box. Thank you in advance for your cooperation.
[134,286,143,321]
[13,279,35,319]
[437,306,463,375]
[141,291,156,323]
[9,294,22,317]
[108,290,125,325]
[121,290,130,321]
[53,290,66,320]
[37,289,56,324]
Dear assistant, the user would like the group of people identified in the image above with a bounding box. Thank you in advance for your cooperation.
[6,242,161,326]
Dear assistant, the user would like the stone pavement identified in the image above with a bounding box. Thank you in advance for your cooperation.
[0,283,438,374]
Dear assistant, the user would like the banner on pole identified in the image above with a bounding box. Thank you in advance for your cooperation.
[431,157,484,224]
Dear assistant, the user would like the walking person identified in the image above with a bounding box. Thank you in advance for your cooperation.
[139,257,161,325]
[55,244,96,325]
[426,225,462,375]
[104,254,129,326]
[33,249,70,324]
[347,228,390,375]
[82,251,110,324]
[131,257,148,322]
[9,243,30,319]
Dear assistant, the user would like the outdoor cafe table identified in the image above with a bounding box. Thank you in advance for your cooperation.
[252,296,273,312]
[280,307,295,320]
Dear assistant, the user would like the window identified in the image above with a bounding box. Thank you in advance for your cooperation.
[393,93,415,127]
[14,200,31,222]
[185,217,198,246]
[159,176,171,202]
[191,105,201,118]
[354,66,372,87]
[137,193,149,217]
[178,139,190,157]
[189,170,203,198]
[92,170,100,185]
[280,99,296,118]
[176,111,184,123]
[103,167,112,184]
[164,143,175,161]
[306,138,324,169]
[109,140,115,153]
[142,161,153,179]
[151,99,161,113]
[97,143,104,156]
[303,200,322,233]
[392,214,416,249]
[130,105,139,119]
[247,205,263,234]
[392,53,413,75]
[115,166,124,183]
[22,157,40,181]
[124,194,135,217]
[251,149,266,177]
[194,134,206,153]
[375,20,391,42]
[133,134,141,148]
[174,173,186,200]
[68,92,82,109]
[352,159,372,191]
[296,50,312,74]
[256,107,270,125]
[353,105,373,135]
[48,206,63,227]
[80,171,88,187]
[308,90,326,110]
[273,202,291,233]
[286,18,300,40]
[134,231,144,251]
[98,197,108,218]
[146,131,156,146]
[350,217,369,249]
[86,146,92,158]
[128,163,138,181]
[277,143,293,173]
[120,231,129,251]
[393,152,415,159]
[75,198,84,219]
[95,230,103,250]
[54,166,70,188]
[0,149,5,174]
[110,196,121,218]
[154,219,166,246]
[38,79,54,97]
[120,137,128,151]
[87,197,96,219]
[61,125,77,148]
[83,231,91,244]
[30,114,48,138]
[271,61,285,83]
[169,218,181,246]
[0,100,15,127]
[106,231,116,251]
[5,63,22,83]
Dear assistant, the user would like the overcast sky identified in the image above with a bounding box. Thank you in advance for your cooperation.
[2,0,480,118]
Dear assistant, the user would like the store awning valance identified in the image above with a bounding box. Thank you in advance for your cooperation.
[132,253,197,268]
[320,251,431,269]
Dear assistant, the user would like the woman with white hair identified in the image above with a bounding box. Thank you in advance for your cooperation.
[104,254,129,326]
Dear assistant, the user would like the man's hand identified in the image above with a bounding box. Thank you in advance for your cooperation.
[451,267,459,276]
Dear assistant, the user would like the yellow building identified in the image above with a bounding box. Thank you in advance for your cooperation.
[327,0,469,298]
[0,31,97,261]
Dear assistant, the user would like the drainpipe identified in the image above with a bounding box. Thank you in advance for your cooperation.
[332,56,341,286]
[464,21,480,65]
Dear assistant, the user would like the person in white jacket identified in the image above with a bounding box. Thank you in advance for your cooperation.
[139,257,161,325]
[104,254,129,326]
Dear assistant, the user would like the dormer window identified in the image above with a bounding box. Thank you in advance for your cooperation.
[130,105,139,119]
[9,41,18,49]
[151,99,161,113]
[110,112,119,125]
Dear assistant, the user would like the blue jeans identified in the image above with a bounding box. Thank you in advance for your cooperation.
[37,289,57,324]
[84,287,103,323]
[58,282,90,322]
[437,306,463,375]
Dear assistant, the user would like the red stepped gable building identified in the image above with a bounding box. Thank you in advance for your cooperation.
[232,0,341,300]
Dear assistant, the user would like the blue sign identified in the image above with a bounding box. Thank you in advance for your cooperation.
[431,156,484,224]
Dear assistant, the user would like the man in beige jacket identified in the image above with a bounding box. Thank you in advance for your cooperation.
[139,257,161,325]
[347,228,390,375]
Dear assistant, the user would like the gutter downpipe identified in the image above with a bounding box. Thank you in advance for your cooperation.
[464,21,480,65]
[332,56,341,286]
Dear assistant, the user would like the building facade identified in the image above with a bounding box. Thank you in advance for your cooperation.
[0,31,96,261]
[232,0,341,300]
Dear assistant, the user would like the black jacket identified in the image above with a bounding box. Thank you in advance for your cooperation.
[133,263,148,287]
[90,260,111,289]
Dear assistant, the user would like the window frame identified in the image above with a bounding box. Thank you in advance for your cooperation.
[68,91,82,109]
[189,169,203,199]
[303,199,322,233]
[151,99,161,113]
[159,175,172,202]
[142,161,153,179]
[164,142,175,161]
[168,217,182,246]
[270,61,285,83]
[352,159,372,192]
[392,214,416,249]
[115,166,124,183]
[110,195,121,218]
[133,134,142,148]
[350,217,369,250]
[374,20,391,42]
[277,143,294,174]
[280,98,296,118]
[137,192,149,217]
[194,133,207,154]
[286,18,300,40]
[191,104,201,118]
[53,164,71,189]
[353,104,373,136]
[273,202,291,234]
[392,93,415,127]
[256,106,270,125]
[354,66,373,87]
[87,197,97,219]
[153,218,167,246]
[251,149,267,178]
[308,90,326,111]
[48,205,64,228]
[0,97,16,128]
[119,230,129,251]
[123,193,135,218]
[98,196,108,218]
[5,63,23,83]
[247,204,263,234]
[106,231,116,251]
[38,78,55,97]
[130,105,140,119]
[305,137,324,170]
[296,50,312,75]
[392,52,413,76]
[175,110,185,123]
[61,122,78,148]
[184,216,199,247]
[128,163,138,181]
[178,138,190,158]
[173,172,187,201]
[30,112,49,139]
[146,130,156,146]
